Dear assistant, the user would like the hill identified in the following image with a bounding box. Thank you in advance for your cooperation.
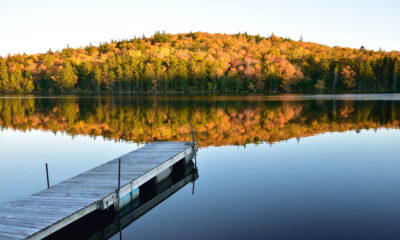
[0,32,399,94]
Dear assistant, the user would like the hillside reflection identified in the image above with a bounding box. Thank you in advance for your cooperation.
[0,96,399,147]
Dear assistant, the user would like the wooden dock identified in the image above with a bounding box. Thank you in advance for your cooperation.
[0,142,197,240]
[46,159,198,240]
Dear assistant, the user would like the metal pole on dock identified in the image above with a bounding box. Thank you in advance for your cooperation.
[117,158,121,210]
[190,123,198,195]
[192,179,195,195]
[118,158,121,190]
[190,125,197,166]
[45,163,50,189]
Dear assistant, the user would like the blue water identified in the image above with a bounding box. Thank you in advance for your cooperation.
[109,129,400,240]
[0,95,400,239]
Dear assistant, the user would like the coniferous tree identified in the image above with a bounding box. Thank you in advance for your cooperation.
[23,70,34,93]
[0,59,9,92]
[333,64,339,92]
[78,61,93,90]
[53,60,77,92]
[116,65,124,92]
[9,73,18,93]
[393,61,399,91]
[359,60,375,90]
[382,57,392,89]
[199,61,208,92]
[14,64,24,93]
[108,70,116,92]
[92,65,102,92]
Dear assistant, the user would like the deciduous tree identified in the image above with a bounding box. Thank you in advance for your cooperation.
[341,66,357,89]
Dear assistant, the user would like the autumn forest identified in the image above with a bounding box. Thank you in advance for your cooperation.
[0,32,399,94]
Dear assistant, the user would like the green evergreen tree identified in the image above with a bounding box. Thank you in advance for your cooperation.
[359,60,375,90]
[144,64,155,92]
[108,70,116,91]
[54,60,77,92]
[23,70,34,93]
[14,64,24,92]
[92,65,102,92]
[101,63,110,90]
[393,60,399,91]
[78,61,93,90]
[9,73,19,93]
[177,59,188,92]
[116,65,124,91]
[123,65,134,91]
[199,61,208,92]
[333,64,339,91]
[320,58,330,80]
[382,57,392,89]
[0,59,9,92]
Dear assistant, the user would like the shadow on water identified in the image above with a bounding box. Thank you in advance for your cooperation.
[43,159,198,240]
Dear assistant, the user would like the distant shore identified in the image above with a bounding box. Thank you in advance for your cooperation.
[1,32,399,95]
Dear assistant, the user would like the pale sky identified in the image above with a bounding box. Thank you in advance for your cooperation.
[1,0,399,56]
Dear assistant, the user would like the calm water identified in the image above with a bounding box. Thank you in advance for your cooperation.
[1,94,400,239]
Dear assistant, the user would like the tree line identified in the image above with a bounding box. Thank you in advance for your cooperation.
[0,31,399,94]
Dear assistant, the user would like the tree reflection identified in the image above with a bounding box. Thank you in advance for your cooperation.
[0,97,399,147]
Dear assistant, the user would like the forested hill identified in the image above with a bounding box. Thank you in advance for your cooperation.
[0,32,399,94]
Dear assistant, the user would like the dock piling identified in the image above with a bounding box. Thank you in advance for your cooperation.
[45,163,50,189]
[118,158,121,191]
[190,125,198,166]
[117,158,121,210]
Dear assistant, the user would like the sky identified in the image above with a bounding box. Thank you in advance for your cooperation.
[0,0,399,56]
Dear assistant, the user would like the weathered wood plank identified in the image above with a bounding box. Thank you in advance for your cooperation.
[0,231,27,240]
[0,223,37,236]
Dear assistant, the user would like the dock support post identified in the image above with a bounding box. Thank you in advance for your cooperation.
[45,163,50,189]
[118,158,121,191]
[191,125,197,166]
[192,179,195,195]
[117,158,121,210]
[190,125,198,195]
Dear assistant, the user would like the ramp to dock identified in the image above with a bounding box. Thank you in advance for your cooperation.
[0,142,196,240]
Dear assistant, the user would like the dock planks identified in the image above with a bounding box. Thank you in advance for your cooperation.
[0,142,196,240]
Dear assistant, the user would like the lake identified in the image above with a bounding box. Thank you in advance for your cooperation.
[1,94,400,239]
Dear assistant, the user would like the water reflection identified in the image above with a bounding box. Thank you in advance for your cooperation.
[0,95,399,147]
[1,95,400,239]
[44,159,198,240]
